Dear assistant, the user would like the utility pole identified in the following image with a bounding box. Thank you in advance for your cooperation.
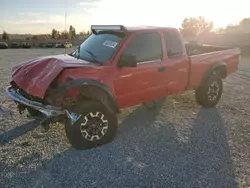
[64,12,67,55]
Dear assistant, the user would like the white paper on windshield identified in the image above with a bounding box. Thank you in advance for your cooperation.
[103,40,118,48]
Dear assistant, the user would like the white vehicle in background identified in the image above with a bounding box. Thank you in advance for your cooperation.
[64,42,72,48]
[55,43,63,48]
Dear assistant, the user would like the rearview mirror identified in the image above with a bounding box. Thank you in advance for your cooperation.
[118,55,137,67]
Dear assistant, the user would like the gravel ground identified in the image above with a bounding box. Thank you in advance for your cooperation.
[0,48,249,188]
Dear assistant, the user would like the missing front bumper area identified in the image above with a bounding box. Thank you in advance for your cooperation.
[5,86,81,128]
[6,86,64,117]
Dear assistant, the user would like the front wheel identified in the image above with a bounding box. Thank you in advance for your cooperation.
[65,101,118,149]
[195,74,223,108]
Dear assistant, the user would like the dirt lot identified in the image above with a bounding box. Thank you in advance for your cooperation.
[0,48,249,188]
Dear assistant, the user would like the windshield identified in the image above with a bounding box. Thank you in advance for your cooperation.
[75,32,125,64]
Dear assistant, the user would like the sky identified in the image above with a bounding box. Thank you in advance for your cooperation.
[0,0,249,34]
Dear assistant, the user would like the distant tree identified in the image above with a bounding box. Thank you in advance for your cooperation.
[239,17,250,28]
[239,18,250,32]
[32,35,38,40]
[69,25,76,38]
[51,28,58,39]
[2,31,10,40]
[180,16,214,37]
[224,24,237,33]
[224,18,250,33]
[57,31,61,39]
[61,31,69,40]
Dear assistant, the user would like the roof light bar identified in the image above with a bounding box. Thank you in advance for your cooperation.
[91,25,127,33]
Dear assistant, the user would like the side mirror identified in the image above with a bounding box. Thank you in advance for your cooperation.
[70,46,80,58]
[118,55,137,67]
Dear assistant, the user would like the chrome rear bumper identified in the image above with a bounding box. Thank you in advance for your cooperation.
[5,86,64,117]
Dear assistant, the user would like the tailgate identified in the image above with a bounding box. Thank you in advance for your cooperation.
[188,48,240,89]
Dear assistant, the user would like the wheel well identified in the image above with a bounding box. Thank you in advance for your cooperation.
[56,79,119,114]
[77,85,118,114]
[214,64,227,79]
[202,62,227,84]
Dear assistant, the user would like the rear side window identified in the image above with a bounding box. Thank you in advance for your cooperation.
[122,32,162,63]
[164,30,183,57]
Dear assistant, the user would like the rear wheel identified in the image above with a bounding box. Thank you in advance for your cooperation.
[65,100,118,149]
[195,73,223,108]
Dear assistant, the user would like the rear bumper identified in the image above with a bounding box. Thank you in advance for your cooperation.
[5,86,64,117]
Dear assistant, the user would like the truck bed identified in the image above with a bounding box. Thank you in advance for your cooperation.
[185,43,233,56]
[186,44,241,89]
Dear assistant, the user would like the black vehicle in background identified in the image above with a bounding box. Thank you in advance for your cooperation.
[22,42,31,48]
[10,42,20,48]
[46,43,54,48]
[39,43,46,48]
[0,42,8,49]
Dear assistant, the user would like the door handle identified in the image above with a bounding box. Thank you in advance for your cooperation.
[158,67,166,72]
[120,74,132,78]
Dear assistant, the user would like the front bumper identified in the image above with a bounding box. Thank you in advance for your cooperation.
[5,86,64,117]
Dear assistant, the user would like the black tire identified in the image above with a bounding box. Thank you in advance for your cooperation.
[195,73,223,108]
[65,100,118,149]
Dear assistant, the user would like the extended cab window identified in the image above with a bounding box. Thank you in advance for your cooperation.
[122,32,162,63]
[77,31,125,64]
[164,30,184,57]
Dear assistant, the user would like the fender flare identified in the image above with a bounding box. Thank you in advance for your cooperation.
[201,62,227,86]
[58,78,119,113]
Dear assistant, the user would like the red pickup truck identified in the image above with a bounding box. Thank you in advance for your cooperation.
[6,25,240,149]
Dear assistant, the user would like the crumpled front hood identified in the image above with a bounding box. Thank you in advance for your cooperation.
[12,54,99,98]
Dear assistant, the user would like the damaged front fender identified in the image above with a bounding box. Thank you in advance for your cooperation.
[56,78,119,114]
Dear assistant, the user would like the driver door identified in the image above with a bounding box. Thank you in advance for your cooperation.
[113,32,166,108]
